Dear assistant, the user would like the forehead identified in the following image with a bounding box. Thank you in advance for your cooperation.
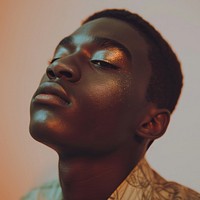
[77,18,145,45]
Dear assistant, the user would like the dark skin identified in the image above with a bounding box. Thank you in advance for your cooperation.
[30,17,170,200]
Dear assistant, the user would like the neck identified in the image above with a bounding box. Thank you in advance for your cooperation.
[58,143,145,200]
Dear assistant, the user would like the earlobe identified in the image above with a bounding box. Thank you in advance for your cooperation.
[136,109,170,140]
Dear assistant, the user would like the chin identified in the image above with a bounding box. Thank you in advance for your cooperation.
[29,109,81,154]
[29,109,64,145]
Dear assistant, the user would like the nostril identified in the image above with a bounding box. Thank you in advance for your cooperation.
[47,68,56,79]
[60,71,73,78]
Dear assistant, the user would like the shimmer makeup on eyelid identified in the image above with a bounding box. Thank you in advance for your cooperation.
[92,48,128,68]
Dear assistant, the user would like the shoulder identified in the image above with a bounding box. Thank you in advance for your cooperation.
[160,181,200,200]
[21,180,62,200]
[119,158,200,200]
[149,162,200,200]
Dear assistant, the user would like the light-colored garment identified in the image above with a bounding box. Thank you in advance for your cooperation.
[22,158,200,200]
[109,159,200,200]
[22,180,62,200]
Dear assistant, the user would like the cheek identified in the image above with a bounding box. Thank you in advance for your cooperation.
[75,75,139,147]
[82,73,148,132]
[77,74,136,132]
[85,74,133,110]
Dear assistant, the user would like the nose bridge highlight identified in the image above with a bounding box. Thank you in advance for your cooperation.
[46,55,81,82]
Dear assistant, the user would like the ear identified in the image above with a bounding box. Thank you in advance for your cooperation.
[136,107,170,140]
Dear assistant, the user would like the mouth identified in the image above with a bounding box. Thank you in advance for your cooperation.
[32,82,70,106]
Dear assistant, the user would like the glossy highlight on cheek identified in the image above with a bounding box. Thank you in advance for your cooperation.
[88,75,132,110]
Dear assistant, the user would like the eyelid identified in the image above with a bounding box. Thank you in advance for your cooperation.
[91,59,119,70]
[91,49,126,69]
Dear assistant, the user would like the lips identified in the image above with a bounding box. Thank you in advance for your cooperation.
[33,82,70,106]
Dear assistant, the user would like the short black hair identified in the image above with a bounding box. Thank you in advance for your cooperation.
[82,9,183,113]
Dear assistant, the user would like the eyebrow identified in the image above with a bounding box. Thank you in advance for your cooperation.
[58,35,131,60]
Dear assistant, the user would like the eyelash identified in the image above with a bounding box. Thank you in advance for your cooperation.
[90,60,118,70]
[48,57,60,65]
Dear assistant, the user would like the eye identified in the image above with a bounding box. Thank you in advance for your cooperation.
[91,60,118,70]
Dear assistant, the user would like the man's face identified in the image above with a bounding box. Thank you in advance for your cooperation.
[30,17,151,155]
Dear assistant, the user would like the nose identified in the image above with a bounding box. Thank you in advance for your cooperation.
[46,59,81,82]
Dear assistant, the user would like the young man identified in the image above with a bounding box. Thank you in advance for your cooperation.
[24,9,200,200]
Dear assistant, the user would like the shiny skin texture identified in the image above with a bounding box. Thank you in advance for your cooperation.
[30,18,152,155]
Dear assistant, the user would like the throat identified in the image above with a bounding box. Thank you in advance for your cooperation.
[58,153,135,200]
[57,140,144,200]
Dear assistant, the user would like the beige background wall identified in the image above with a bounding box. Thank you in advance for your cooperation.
[0,0,199,199]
